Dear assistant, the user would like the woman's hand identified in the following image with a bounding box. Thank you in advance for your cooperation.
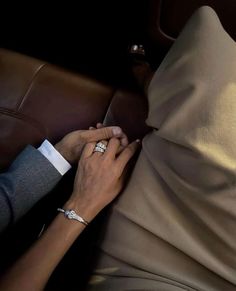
[0,129,139,291]
[65,137,140,221]
[54,125,128,163]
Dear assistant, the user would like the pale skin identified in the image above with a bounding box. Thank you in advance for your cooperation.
[0,123,140,291]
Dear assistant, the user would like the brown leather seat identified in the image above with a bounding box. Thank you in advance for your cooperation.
[0,48,150,171]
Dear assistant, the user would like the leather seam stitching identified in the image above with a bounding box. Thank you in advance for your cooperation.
[102,88,117,123]
[16,62,47,110]
[0,107,46,136]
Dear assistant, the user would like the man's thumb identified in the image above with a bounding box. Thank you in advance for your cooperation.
[83,126,122,141]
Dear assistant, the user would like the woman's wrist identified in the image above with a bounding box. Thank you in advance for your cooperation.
[64,194,99,222]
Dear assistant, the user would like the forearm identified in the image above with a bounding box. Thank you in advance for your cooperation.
[0,133,136,291]
[0,145,62,233]
[0,198,96,291]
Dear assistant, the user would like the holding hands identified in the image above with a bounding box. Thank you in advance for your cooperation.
[63,123,140,221]
[54,123,129,163]
[0,124,140,291]
[66,135,140,221]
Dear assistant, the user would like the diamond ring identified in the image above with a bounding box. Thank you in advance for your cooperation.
[93,141,107,153]
[96,142,107,150]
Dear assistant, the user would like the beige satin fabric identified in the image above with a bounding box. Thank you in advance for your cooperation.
[87,6,236,291]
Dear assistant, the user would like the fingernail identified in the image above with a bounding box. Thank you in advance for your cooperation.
[112,127,122,135]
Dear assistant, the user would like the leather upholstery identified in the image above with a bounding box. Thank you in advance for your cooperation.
[0,48,150,170]
[104,89,150,142]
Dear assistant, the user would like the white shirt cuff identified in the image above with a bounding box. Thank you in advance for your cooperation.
[38,140,72,176]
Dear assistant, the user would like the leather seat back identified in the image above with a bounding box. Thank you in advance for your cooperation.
[0,48,150,170]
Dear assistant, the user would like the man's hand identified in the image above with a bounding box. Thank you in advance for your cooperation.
[54,124,128,163]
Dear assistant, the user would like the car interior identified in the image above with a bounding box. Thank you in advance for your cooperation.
[0,0,236,290]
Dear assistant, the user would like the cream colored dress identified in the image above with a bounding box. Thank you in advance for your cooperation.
[87,6,236,291]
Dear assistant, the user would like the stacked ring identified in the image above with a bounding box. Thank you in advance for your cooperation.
[96,142,107,150]
[93,141,107,153]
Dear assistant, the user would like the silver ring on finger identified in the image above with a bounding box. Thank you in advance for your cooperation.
[96,142,107,151]
[93,146,105,154]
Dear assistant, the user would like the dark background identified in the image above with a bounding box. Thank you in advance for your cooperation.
[1,0,236,87]
[0,1,157,87]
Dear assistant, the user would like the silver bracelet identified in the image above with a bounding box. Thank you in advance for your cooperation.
[57,208,89,226]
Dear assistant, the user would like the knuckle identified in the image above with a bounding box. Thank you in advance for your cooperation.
[110,137,117,143]
[103,155,112,166]
[102,128,110,140]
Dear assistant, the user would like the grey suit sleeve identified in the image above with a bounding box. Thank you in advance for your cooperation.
[0,145,62,233]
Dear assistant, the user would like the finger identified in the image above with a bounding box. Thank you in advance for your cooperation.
[81,142,96,159]
[120,133,129,147]
[89,126,96,130]
[96,123,104,129]
[93,140,108,157]
[104,138,121,159]
[119,165,129,185]
[116,140,140,172]
[117,165,130,194]
[81,126,124,142]
[97,125,128,147]
[116,144,126,155]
